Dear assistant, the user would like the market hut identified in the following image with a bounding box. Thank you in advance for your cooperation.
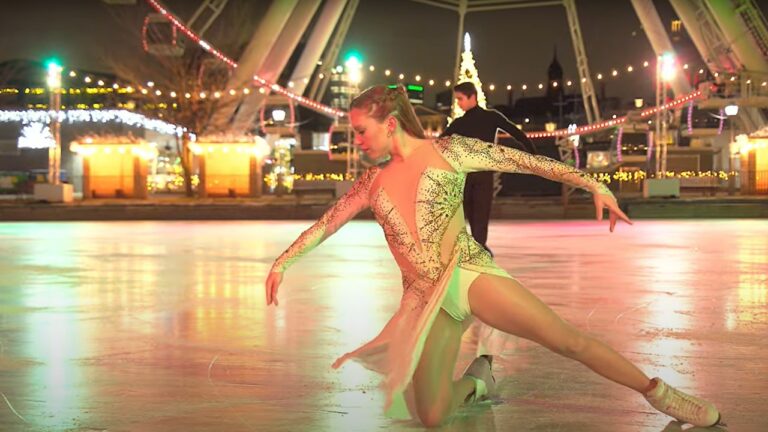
[736,132,768,194]
[190,135,270,198]
[70,136,157,199]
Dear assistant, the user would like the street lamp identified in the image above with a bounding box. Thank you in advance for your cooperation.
[640,52,685,198]
[725,104,739,194]
[33,58,73,202]
[660,53,677,82]
[47,60,63,185]
[656,52,676,175]
[344,54,363,87]
[344,54,363,177]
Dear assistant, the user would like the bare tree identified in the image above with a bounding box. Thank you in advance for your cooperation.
[0,59,34,93]
[101,0,264,197]
[0,61,22,87]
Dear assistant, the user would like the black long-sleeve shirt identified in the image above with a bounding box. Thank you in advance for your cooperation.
[441,106,537,155]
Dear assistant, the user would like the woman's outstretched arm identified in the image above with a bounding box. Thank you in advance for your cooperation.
[266,167,379,305]
[436,135,631,231]
[437,135,608,194]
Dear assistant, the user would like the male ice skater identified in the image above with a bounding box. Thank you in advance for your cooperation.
[441,82,537,255]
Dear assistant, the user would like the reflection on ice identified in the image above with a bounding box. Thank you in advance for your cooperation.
[0,220,765,431]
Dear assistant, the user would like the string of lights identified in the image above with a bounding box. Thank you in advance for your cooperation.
[277,169,738,185]
[0,109,185,136]
[1,88,706,140]
[13,59,763,105]
[525,90,703,138]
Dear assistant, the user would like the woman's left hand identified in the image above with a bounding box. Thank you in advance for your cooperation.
[593,193,632,232]
[265,271,284,306]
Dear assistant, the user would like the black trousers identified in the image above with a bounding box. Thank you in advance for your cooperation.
[463,171,494,252]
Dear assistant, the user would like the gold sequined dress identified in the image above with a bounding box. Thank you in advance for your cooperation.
[270,135,612,417]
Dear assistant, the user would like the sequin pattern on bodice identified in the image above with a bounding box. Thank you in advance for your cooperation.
[370,166,470,304]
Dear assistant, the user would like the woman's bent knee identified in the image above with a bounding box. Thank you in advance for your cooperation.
[417,402,451,428]
[419,410,448,428]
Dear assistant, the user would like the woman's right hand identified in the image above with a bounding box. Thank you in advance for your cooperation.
[265,271,284,306]
[593,191,632,232]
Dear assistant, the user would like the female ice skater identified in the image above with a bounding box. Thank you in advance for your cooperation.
[265,84,721,428]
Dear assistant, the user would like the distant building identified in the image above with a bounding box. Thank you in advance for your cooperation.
[496,48,624,131]
[328,70,357,111]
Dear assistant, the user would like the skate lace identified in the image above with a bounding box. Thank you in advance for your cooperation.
[665,386,705,420]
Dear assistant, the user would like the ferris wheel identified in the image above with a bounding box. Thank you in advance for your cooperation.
[117,0,356,133]
[101,0,231,56]
[140,0,230,56]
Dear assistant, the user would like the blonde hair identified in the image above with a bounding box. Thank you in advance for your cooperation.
[350,84,426,139]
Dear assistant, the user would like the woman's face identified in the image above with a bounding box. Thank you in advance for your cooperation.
[350,108,391,160]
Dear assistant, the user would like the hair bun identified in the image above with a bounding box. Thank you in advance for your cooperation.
[349,84,425,139]
[384,86,400,103]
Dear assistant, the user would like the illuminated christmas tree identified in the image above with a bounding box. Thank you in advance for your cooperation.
[451,33,487,121]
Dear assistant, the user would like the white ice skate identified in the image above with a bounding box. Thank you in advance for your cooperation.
[462,355,496,404]
[644,377,721,427]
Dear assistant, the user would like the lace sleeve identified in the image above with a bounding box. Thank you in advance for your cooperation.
[270,167,379,272]
[436,135,611,195]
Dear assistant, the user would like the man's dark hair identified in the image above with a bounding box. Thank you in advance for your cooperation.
[453,82,477,99]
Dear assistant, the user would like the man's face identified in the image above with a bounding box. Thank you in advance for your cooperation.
[455,92,477,111]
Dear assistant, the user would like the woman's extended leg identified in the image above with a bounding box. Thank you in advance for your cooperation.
[466,273,721,427]
[467,274,650,392]
[411,309,476,428]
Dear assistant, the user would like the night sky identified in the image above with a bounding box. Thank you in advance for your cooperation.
[1,0,765,106]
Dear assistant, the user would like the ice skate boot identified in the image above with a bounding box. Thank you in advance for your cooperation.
[462,355,495,403]
[644,377,721,427]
